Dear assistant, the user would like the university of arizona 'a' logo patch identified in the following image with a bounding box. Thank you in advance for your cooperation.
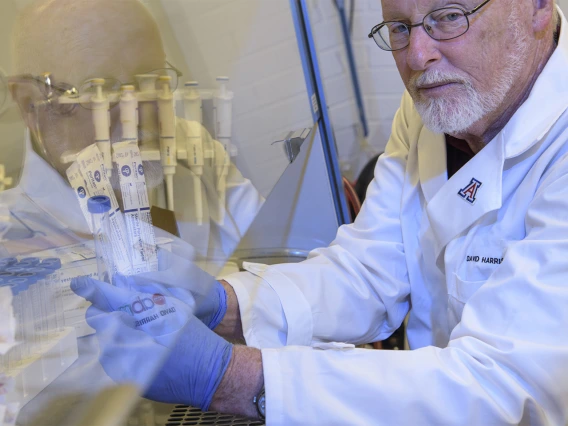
[458,178,482,204]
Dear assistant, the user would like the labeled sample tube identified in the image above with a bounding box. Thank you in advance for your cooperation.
[17,272,46,349]
[67,161,93,232]
[42,260,65,332]
[76,144,132,275]
[3,282,23,370]
[8,278,34,359]
[184,82,204,225]
[91,78,113,177]
[157,76,177,211]
[113,141,158,273]
[28,267,56,339]
[88,196,115,284]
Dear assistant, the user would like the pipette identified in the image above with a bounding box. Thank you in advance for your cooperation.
[183,81,204,224]
[214,76,234,154]
[136,74,159,150]
[120,85,139,143]
[157,76,177,211]
[91,78,113,177]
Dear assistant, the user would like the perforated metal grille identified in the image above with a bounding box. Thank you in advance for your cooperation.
[167,405,264,426]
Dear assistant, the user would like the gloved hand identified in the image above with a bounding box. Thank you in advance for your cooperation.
[115,248,228,330]
[71,276,232,410]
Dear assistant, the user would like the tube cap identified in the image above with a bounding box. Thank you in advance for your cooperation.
[6,267,26,274]
[0,271,15,278]
[88,196,111,214]
[27,267,51,277]
[17,272,38,284]
[216,76,229,82]
[41,258,62,270]
[0,258,17,266]
[185,81,199,87]
[20,257,40,266]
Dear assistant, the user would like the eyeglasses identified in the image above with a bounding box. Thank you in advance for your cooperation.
[368,0,493,51]
[9,61,184,115]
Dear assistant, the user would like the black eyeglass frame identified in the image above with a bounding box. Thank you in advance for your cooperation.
[368,0,493,51]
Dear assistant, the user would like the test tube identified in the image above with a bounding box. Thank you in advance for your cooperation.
[7,277,33,360]
[88,195,114,284]
[28,267,56,339]
[17,272,47,350]
[42,258,65,332]
[0,258,17,270]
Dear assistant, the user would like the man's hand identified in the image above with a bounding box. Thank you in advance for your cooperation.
[214,280,245,342]
[71,276,232,410]
[116,248,228,330]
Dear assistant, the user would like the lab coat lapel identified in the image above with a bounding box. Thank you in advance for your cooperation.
[417,126,447,203]
[425,134,505,259]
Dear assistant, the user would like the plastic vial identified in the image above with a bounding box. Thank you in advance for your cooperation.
[88,195,114,284]
[29,267,56,339]
[7,277,33,360]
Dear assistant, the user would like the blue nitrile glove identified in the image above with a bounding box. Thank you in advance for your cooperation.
[71,276,232,410]
[114,248,228,329]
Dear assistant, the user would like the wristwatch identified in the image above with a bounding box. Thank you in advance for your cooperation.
[253,386,266,420]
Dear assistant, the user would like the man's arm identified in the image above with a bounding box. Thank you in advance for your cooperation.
[210,345,264,419]
[214,280,244,342]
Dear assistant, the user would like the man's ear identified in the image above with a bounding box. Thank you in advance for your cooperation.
[532,0,556,33]
[9,81,39,132]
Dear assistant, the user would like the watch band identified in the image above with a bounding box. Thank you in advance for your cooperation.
[253,386,266,420]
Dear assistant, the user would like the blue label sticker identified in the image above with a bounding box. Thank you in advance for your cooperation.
[94,170,101,182]
[122,165,132,177]
[77,187,86,198]
[138,164,144,176]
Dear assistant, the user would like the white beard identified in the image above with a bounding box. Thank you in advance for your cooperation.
[408,9,529,135]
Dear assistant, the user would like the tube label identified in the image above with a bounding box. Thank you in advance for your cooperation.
[76,144,132,275]
[113,141,158,273]
[66,162,93,233]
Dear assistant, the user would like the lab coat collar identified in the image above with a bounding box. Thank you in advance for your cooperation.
[418,7,568,259]
[500,6,568,159]
[18,131,90,235]
[426,135,505,259]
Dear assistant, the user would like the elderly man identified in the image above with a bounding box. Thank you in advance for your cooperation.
[9,0,263,264]
[68,0,568,424]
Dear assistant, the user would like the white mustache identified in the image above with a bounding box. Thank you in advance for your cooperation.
[410,70,470,91]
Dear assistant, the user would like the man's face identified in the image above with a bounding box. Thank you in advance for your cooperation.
[381,0,533,135]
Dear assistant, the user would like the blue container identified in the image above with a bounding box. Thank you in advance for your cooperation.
[16,272,38,284]
[41,258,62,270]
[6,267,27,274]
[19,257,40,266]
[27,267,51,277]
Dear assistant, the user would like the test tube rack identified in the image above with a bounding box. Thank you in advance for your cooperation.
[5,327,78,408]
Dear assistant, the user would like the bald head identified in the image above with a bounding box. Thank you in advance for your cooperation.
[11,0,167,178]
[13,0,166,87]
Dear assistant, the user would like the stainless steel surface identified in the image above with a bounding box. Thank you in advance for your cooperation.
[166,405,264,426]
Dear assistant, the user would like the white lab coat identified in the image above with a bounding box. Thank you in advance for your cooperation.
[225,9,568,426]
[2,121,262,265]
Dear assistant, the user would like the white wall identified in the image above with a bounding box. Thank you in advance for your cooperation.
[151,0,315,198]
[308,0,403,179]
